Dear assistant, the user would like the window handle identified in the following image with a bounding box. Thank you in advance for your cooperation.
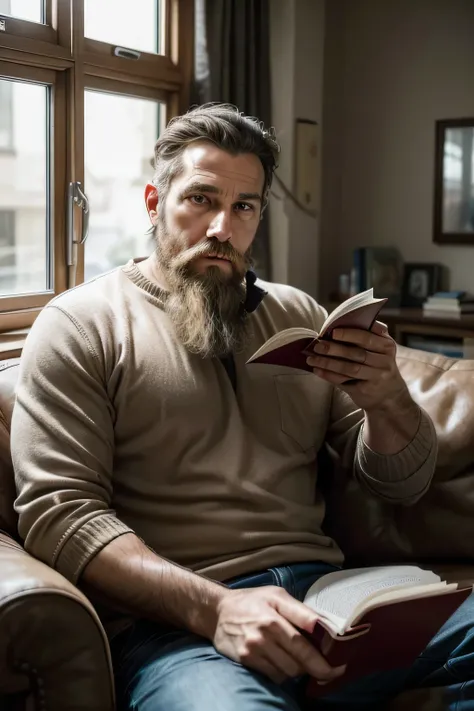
[114,46,141,60]
[67,181,90,266]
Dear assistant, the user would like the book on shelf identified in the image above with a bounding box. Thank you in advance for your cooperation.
[423,291,474,316]
[247,288,387,373]
[303,565,471,698]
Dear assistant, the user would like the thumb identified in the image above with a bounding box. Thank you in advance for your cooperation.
[371,320,389,336]
[273,594,318,634]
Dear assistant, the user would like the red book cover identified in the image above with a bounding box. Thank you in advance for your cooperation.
[248,299,387,372]
[306,587,471,698]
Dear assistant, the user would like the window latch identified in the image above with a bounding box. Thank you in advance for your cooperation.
[67,181,90,266]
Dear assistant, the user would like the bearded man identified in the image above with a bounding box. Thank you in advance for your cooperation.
[12,104,474,711]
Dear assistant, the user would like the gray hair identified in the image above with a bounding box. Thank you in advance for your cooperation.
[152,103,279,211]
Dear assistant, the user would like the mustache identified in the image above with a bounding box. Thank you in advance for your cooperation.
[170,239,250,273]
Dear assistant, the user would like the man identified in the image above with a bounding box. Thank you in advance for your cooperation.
[12,104,473,710]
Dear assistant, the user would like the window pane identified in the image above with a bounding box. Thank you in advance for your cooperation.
[0,78,49,296]
[84,91,162,281]
[0,0,44,24]
[84,0,161,55]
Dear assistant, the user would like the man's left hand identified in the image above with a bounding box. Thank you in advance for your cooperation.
[306,321,411,412]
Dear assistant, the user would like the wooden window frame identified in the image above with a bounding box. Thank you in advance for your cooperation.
[0,0,72,57]
[0,61,68,319]
[0,0,194,335]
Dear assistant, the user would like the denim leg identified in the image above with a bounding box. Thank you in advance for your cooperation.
[111,620,303,711]
[402,591,474,710]
[110,564,332,711]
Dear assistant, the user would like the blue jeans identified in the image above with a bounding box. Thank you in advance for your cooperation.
[110,562,474,710]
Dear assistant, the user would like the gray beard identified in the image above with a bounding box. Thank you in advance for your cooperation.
[155,222,253,358]
[163,268,252,358]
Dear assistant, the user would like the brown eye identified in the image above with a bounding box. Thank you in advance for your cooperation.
[189,194,208,205]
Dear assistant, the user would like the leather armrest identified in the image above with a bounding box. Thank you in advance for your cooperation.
[0,532,115,711]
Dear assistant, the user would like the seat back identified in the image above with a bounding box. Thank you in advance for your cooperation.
[323,346,474,564]
[0,359,21,537]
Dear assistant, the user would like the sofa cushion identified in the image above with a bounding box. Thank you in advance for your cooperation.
[322,347,474,565]
[0,359,20,537]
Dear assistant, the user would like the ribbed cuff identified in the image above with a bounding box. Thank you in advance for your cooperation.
[356,408,437,503]
[54,514,134,584]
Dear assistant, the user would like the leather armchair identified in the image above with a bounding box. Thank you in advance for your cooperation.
[1,347,473,710]
[0,360,114,711]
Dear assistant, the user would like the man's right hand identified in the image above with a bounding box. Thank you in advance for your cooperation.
[212,586,347,684]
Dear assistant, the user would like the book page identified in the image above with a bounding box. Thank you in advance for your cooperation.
[247,327,318,362]
[321,288,376,329]
[350,581,458,627]
[304,566,441,635]
[320,289,387,337]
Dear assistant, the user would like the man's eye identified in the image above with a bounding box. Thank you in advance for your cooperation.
[235,202,254,212]
[189,194,208,205]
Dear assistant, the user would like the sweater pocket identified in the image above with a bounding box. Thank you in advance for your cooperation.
[274,372,329,453]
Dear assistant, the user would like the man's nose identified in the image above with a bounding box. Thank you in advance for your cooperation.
[207,209,232,242]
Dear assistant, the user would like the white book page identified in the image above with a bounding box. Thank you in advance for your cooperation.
[247,327,317,361]
[320,288,376,331]
[304,566,441,635]
[349,581,457,627]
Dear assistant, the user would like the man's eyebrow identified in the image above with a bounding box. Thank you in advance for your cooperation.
[180,181,221,196]
[237,192,262,203]
[179,181,262,202]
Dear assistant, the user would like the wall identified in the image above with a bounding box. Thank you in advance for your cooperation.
[320,0,474,300]
[269,0,325,298]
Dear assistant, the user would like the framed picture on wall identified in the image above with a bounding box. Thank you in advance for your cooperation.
[401,263,442,307]
[433,118,474,245]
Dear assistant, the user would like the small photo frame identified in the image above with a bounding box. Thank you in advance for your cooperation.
[401,263,442,307]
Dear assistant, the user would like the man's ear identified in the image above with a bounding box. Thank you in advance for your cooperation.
[145,183,159,223]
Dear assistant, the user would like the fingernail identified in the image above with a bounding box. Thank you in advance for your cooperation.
[332,664,347,677]
[302,349,314,357]
[316,680,330,686]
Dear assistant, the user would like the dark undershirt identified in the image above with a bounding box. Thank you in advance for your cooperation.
[219,355,237,393]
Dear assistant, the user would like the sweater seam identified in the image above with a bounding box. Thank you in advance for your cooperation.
[361,471,432,502]
[48,304,99,361]
[51,514,100,565]
[359,407,424,460]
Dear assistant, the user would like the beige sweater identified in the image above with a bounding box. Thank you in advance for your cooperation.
[12,261,437,586]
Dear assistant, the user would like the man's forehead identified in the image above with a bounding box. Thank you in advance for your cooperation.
[181,142,263,186]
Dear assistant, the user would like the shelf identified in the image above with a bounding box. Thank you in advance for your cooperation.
[381,308,474,332]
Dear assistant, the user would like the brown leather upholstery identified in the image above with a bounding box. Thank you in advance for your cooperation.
[0,359,20,537]
[323,347,474,566]
[0,359,115,711]
[0,348,473,710]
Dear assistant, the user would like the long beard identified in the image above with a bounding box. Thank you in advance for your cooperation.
[156,221,253,358]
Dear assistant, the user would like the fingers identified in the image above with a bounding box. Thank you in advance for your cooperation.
[243,654,287,685]
[312,340,368,364]
[261,642,305,681]
[306,354,374,381]
[271,614,347,682]
[371,320,388,336]
[272,589,319,634]
[329,326,394,354]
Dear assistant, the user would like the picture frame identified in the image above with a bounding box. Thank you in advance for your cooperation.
[401,263,442,307]
[433,118,474,245]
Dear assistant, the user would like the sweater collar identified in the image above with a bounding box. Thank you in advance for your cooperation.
[122,259,267,314]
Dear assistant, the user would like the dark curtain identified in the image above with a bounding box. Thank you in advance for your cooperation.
[193,0,272,280]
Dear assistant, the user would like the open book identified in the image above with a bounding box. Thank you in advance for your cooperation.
[247,288,387,372]
[303,565,472,697]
